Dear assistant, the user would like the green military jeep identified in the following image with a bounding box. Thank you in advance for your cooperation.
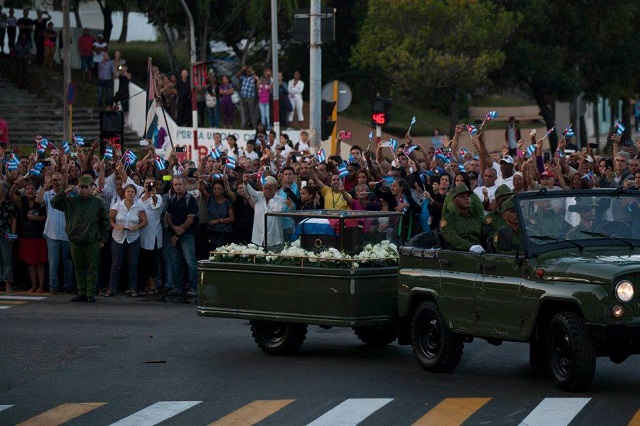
[397,189,640,391]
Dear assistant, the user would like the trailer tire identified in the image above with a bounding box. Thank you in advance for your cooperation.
[250,320,307,356]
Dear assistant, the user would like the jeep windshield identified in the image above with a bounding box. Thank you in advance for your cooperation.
[514,189,640,256]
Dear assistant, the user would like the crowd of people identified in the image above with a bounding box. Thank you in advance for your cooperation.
[0,121,637,301]
[149,63,305,130]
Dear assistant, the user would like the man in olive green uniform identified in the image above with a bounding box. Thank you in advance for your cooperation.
[440,184,485,253]
[565,198,598,240]
[483,184,514,237]
[495,199,523,254]
[51,176,110,302]
[527,199,571,237]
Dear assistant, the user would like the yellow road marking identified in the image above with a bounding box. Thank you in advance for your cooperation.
[209,399,294,426]
[0,301,27,305]
[628,409,640,426]
[17,402,106,426]
[413,397,491,426]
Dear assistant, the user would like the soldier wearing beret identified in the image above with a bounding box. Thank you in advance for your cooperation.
[483,184,514,237]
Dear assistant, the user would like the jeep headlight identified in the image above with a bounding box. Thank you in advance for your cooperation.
[615,280,634,303]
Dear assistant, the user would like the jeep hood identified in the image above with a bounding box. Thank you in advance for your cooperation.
[534,251,640,284]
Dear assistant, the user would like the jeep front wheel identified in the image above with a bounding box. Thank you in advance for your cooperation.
[411,300,463,373]
[547,312,595,392]
[250,320,308,356]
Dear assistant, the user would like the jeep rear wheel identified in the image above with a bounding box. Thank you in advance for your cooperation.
[411,300,463,373]
[353,325,397,346]
[250,320,307,356]
[547,312,595,392]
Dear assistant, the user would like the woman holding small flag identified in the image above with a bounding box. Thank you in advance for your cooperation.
[10,176,47,293]
[309,159,352,210]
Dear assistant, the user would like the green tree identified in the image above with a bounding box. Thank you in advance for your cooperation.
[352,0,517,133]
[501,0,640,151]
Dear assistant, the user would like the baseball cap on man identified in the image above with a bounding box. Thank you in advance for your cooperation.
[500,155,515,164]
[540,170,555,178]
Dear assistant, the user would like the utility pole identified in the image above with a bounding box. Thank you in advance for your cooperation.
[309,0,321,150]
[271,0,280,140]
[178,0,198,129]
[62,0,71,142]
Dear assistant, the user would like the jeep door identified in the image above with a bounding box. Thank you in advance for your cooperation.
[475,253,523,337]
[437,249,482,333]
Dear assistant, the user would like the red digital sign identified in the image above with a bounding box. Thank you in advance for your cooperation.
[371,112,387,126]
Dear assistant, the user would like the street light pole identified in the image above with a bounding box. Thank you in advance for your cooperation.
[309,0,322,150]
[271,0,280,140]
[178,0,198,129]
[62,0,71,142]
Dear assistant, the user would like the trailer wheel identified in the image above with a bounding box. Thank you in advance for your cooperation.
[250,320,307,355]
[547,311,595,391]
[353,325,396,346]
[411,300,463,373]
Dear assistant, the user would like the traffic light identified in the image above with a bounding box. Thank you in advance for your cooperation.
[99,111,124,156]
[321,100,336,140]
[371,98,392,126]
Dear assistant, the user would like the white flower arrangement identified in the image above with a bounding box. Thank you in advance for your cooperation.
[210,240,398,269]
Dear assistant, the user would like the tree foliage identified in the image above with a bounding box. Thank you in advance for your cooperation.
[352,0,518,132]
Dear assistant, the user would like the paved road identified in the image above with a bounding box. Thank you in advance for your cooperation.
[1,293,639,425]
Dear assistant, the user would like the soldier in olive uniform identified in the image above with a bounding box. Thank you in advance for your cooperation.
[494,199,523,254]
[527,199,571,237]
[565,198,599,240]
[483,184,514,237]
[440,184,485,253]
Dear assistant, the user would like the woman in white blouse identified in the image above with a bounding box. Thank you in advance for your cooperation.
[138,178,163,295]
[105,184,147,297]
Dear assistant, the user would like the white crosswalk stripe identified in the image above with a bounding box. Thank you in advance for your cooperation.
[0,405,13,412]
[519,398,591,426]
[0,306,11,310]
[0,296,47,301]
[306,398,393,426]
[109,401,202,426]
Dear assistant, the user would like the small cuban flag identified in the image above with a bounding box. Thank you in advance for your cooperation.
[563,125,574,137]
[389,138,398,153]
[616,120,626,135]
[209,146,221,160]
[542,126,555,140]
[4,233,18,241]
[368,131,373,142]
[558,150,565,158]
[487,110,498,120]
[6,156,20,171]
[338,161,349,178]
[124,150,137,167]
[466,124,478,135]
[410,116,417,126]
[459,148,469,157]
[405,145,419,156]
[104,146,114,160]
[155,156,166,171]
[225,157,236,169]
[211,173,224,179]
[258,172,267,186]
[435,153,450,164]
[62,140,70,154]
[316,148,326,163]
[347,154,355,164]
[527,144,537,157]
[29,162,44,176]
[380,176,395,185]
[74,135,85,147]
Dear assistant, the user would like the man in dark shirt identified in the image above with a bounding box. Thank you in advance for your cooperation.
[175,69,191,126]
[165,174,199,296]
[16,8,33,46]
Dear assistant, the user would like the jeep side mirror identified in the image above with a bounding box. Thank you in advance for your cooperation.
[496,227,514,252]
